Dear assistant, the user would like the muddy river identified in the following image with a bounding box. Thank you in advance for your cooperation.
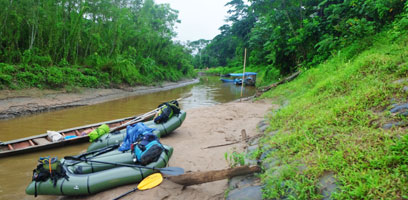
[0,76,256,199]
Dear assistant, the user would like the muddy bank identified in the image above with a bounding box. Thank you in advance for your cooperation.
[0,79,199,120]
[57,99,276,200]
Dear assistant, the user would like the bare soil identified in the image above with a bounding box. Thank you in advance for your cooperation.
[62,99,276,200]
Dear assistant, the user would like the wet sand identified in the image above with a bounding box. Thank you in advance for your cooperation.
[61,99,276,200]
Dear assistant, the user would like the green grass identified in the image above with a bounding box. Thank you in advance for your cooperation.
[258,30,408,199]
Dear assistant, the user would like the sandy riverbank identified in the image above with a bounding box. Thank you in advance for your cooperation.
[58,99,276,200]
[0,79,199,119]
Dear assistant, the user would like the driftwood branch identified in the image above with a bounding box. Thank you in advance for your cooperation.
[203,141,240,149]
[167,165,261,186]
[256,71,301,96]
[203,129,249,149]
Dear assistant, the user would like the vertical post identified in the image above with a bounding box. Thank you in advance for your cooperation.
[240,48,247,101]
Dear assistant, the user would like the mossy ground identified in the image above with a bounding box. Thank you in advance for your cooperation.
[258,31,408,199]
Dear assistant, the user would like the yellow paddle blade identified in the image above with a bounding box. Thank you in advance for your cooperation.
[137,173,163,191]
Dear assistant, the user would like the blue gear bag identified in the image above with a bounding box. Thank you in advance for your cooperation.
[118,122,155,152]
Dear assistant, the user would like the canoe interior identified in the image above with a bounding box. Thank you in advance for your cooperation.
[0,113,155,157]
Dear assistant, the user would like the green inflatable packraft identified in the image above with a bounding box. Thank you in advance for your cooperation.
[26,145,173,196]
[87,110,186,152]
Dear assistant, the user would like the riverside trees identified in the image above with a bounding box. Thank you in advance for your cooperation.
[194,0,407,82]
[0,0,195,89]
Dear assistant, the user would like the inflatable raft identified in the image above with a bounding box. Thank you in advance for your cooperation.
[25,145,173,196]
[87,111,186,151]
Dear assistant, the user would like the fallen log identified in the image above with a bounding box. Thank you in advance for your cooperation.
[166,165,261,186]
[256,70,301,96]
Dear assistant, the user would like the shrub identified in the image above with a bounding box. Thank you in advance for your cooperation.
[112,56,143,85]
[16,71,41,88]
[46,66,64,88]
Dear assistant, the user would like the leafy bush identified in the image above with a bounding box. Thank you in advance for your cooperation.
[80,76,99,88]
[46,66,64,88]
[16,71,41,88]
[22,49,52,66]
[0,74,13,89]
[0,63,16,74]
[259,66,280,86]
[111,56,143,85]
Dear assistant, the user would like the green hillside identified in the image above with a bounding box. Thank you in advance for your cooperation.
[258,28,408,199]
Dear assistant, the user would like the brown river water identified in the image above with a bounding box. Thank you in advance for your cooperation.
[0,76,256,199]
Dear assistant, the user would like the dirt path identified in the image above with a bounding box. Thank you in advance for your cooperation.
[64,99,277,200]
[0,79,199,119]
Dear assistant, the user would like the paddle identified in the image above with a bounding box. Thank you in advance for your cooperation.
[64,156,184,176]
[71,144,120,160]
[113,173,163,200]
[109,110,158,133]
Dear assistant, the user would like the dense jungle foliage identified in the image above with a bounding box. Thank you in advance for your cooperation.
[0,0,195,89]
[193,0,408,86]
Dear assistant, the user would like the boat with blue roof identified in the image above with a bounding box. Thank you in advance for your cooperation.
[220,72,257,86]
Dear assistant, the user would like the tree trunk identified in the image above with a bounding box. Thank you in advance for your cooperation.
[167,165,261,186]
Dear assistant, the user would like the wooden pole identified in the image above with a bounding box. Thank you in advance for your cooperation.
[240,48,247,102]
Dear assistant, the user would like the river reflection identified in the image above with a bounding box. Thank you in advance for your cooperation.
[0,76,256,199]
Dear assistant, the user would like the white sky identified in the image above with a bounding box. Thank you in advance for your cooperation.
[154,0,231,42]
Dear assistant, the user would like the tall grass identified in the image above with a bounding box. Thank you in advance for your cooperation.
[259,30,408,199]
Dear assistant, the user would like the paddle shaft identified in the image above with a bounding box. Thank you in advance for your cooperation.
[73,144,119,159]
[110,110,158,132]
[63,157,184,175]
[113,188,138,200]
[110,94,191,133]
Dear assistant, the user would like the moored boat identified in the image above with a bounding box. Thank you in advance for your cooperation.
[219,72,257,86]
[220,78,237,83]
[25,145,173,196]
[87,110,186,151]
[0,110,158,158]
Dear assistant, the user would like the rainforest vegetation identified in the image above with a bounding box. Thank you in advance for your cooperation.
[193,0,408,86]
[195,0,408,199]
[1,0,408,198]
[0,0,195,89]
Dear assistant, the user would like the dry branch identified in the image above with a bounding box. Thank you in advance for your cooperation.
[203,129,249,149]
[256,70,301,96]
[203,141,240,149]
[166,165,261,186]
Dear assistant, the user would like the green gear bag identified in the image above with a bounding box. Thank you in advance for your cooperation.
[89,124,110,142]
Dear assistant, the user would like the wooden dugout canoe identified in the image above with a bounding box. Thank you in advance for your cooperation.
[0,109,158,158]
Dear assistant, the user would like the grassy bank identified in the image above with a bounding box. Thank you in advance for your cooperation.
[257,29,408,199]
